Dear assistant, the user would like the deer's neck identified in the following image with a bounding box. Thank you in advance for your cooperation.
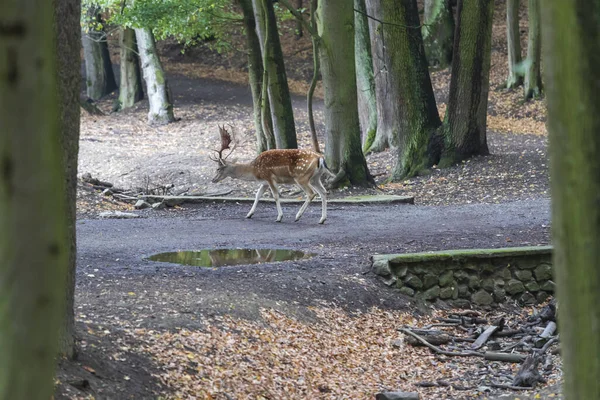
[226,163,258,181]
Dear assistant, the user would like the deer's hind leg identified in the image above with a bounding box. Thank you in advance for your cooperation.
[247,183,268,219]
[294,181,316,222]
[309,174,328,224]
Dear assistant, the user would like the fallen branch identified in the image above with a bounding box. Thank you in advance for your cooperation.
[398,328,483,358]
[490,382,535,391]
[484,351,526,363]
[471,325,500,350]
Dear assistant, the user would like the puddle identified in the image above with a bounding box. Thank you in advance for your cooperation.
[147,248,315,268]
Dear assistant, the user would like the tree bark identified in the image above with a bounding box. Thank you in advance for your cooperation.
[354,0,378,153]
[505,0,523,89]
[524,0,542,99]
[116,27,144,111]
[135,28,176,125]
[373,0,442,181]
[82,5,117,100]
[239,0,274,152]
[542,1,600,398]
[317,0,372,186]
[0,0,70,398]
[422,0,454,69]
[253,0,298,149]
[54,0,81,360]
[294,0,303,38]
[439,0,494,167]
[365,0,395,152]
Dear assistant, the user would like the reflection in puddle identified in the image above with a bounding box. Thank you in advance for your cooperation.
[147,248,315,267]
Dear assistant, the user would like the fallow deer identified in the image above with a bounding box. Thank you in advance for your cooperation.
[210,125,330,224]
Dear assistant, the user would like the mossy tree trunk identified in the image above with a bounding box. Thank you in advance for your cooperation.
[524,0,542,100]
[239,0,274,153]
[0,0,69,398]
[82,5,117,100]
[116,27,144,111]
[54,0,81,360]
[365,0,394,152]
[439,0,493,167]
[505,0,523,89]
[252,0,298,149]
[317,0,372,186]
[135,28,175,125]
[374,0,442,181]
[422,0,454,69]
[542,1,600,398]
[354,0,378,153]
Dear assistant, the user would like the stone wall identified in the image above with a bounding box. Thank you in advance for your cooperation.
[371,246,553,306]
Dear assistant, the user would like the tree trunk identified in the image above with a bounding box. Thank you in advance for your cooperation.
[116,27,144,111]
[439,0,494,167]
[294,0,303,38]
[0,1,69,398]
[524,0,542,99]
[354,0,378,153]
[542,1,600,398]
[505,0,523,89]
[253,0,298,149]
[82,5,117,100]
[135,28,176,125]
[365,0,395,152]
[317,0,372,186]
[422,0,454,69]
[54,0,81,360]
[373,0,442,181]
[239,0,274,153]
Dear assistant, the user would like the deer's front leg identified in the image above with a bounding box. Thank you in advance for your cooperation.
[267,182,283,222]
[310,177,328,224]
[247,183,268,219]
[295,182,316,222]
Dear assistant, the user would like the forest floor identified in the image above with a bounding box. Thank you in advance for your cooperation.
[58,1,561,399]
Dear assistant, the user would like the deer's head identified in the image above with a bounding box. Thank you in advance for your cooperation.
[210,125,236,183]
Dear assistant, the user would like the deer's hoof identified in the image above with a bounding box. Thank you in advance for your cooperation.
[319,218,326,225]
[276,217,283,222]
[246,214,253,219]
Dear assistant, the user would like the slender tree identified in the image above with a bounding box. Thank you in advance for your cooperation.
[252,0,297,149]
[1,0,69,398]
[504,0,523,89]
[55,0,82,360]
[116,27,144,111]
[239,0,274,152]
[422,0,454,69]
[543,1,600,398]
[294,0,303,38]
[439,0,494,167]
[365,0,395,152]
[524,0,542,99]
[317,0,372,185]
[135,27,176,125]
[82,4,117,100]
[354,0,378,153]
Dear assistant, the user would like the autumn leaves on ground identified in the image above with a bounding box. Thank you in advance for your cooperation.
[62,2,555,400]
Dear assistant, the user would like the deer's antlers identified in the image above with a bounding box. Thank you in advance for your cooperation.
[210,124,237,163]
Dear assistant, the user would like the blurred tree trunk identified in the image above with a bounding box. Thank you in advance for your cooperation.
[252,0,297,149]
[354,0,378,153]
[239,0,274,152]
[365,0,394,152]
[543,1,600,398]
[54,0,81,360]
[317,0,372,186]
[373,0,442,181]
[0,0,70,398]
[439,0,494,167]
[82,5,117,100]
[524,0,542,99]
[116,27,144,111]
[422,0,454,69]
[505,0,523,89]
[135,28,176,125]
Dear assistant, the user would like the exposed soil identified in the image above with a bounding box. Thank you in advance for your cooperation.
[58,1,559,399]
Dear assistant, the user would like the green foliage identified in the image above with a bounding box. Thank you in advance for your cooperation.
[83,0,239,52]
